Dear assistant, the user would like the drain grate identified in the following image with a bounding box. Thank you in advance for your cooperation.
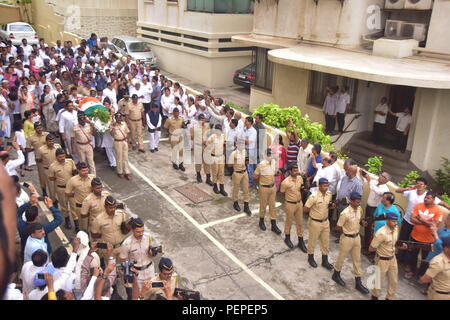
[174,184,213,204]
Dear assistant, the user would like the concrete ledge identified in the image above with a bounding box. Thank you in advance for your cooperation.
[373,38,419,59]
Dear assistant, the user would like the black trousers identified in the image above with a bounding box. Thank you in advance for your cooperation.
[394,130,408,151]
[143,102,151,113]
[372,122,385,144]
[397,218,414,262]
[325,114,335,133]
[363,205,377,249]
[405,240,431,276]
[336,112,345,133]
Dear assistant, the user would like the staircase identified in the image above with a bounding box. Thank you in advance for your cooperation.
[341,131,424,185]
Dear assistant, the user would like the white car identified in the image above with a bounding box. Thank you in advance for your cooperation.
[0,22,38,46]
[111,36,158,67]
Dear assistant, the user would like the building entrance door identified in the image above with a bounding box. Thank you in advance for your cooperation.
[385,85,416,141]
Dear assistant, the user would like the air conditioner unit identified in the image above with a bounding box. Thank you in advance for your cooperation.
[400,22,427,41]
[385,0,405,9]
[384,20,403,39]
[404,0,433,10]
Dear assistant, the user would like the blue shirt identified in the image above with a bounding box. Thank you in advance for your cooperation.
[426,227,450,262]
[152,83,161,105]
[337,175,363,201]
[373,203,401,235]
[24,236,48,263]
[307,155,322,178]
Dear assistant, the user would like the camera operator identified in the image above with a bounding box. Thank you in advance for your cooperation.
[119,218,156,300]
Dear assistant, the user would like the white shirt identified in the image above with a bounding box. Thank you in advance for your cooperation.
[5,150,25,176]
[403,190,441,225]
[58,110,78,136]
[3,283,24,300]
[395,112,412,132]
[140,82,153,104]
[336,92,350,114]
[146,112,161,130]
[34,56,44,69]
[313,165,339,195]
[21,44,33,60]
[365,179,390,207]
[161,94,174,117]
[16,188,29,208]
[374,103,388,124]
[226,126,239,147]
[242,126,257,152]
[19,261,45,296]
[297,144,312,175]
[103,87,117,107]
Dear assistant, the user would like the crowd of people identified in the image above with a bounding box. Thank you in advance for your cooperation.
[0,33,449,301]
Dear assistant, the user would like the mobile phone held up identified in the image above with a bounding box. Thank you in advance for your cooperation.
[151,281,164,288]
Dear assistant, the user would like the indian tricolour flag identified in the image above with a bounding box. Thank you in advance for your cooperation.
[77,97,108,116]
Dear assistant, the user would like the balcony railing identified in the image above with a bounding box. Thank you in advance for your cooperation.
[187,0,252,14]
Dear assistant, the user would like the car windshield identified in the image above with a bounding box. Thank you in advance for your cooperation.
[128,42,152,53]
[10,25,34,32]
[244,63,256,72]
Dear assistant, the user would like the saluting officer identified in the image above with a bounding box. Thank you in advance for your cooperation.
[253,148,281,234]
[110,112,131,180]
[304,178,334,269]
[35,133,61,204]
[48,148,76,229]
[206,123,227,196]
[332,191,370,294]
[164,107,185,171]
[280,164,307,252]
[191,113,212,185]
[119,218,156,300]
[125,94,145,153]
[80,177,110,232]
[71,111,96,175]
[65,162,95,233]
[228,138,251,215]
[25,122,49,196]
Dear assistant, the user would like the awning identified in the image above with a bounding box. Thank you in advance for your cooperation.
[0,4,22,25]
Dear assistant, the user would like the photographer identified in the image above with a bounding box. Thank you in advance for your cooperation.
[1,140,25,176]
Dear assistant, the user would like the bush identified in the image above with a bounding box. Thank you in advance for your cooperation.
[434,157,450,195]
[397,170,420,188]
[365,156,383,174]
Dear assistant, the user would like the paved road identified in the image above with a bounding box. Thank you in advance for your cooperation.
[24,131,426,300]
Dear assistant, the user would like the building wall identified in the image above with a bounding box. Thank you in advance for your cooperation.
[426,0,450,52]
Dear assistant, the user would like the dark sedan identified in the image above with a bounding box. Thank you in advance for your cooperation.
[233,62,256,88]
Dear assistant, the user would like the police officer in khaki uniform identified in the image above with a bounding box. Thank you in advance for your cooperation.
[124,94,145,153]
[280,164,307,252]
[332,192,370,294]
[190,113,212,185]
[91,195,129,263]
[138,257,180,300]
[110,113,131,180]
[164,107,185,171]
[118,94,130,115]
[304,178,334,269]
[35,134,61,204]
[369,211,406,300]
[48,148,76,229]
[119,218,156,300]
[206,123,227,196]
[25,122,49,196]
[253,148,281,234]
[65,162,95,233]
[420,236,450,300]
[80,177,110,232]
[228,138,251,215]
[70,111,96,176]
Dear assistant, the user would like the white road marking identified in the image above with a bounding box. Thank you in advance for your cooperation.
[201,213,247,228]
[128,162,285,300]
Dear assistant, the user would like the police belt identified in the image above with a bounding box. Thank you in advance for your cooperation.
[44,167,49,170]
[76,203,82,208]
[261,184,274,188]
[57,184,66,188]
[286,200,301,204]
[129,118,142,121]
[344,233,359,238]
[234,170,246,174]
[114,138,127,142]
[311,217,328,223]
[211,153,223,157]
[377,255,394,261]
[432,287,450,295]
[134,261,153,271]
[77,140,91,145]
[112,240,124,249]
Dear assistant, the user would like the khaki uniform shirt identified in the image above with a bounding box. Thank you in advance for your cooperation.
[337,205,363,235]
[280,175,303,202]
[110,122,129,141]
[206,133,225,156]
[91,210,127,246]
[426,253,450,293]
[305,190,332,220]
[144,273,178,300]
[190,123,208,145]
[119,233,153,268]
[254,159,277,186]
[26,132,49,151]
[163,116,184,135]
[81,190,110,224]
[229,149,246,171]
[48,159,76,186]
[65,174,95,205]
[70,123,93,144]
[36,144,61,169]
[118,99,130,115]
[371,224,398,258]
[124,102,144,121]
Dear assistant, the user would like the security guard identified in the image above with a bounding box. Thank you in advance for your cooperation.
[124,94,145,153]
[164,107,185,171]
[421,236,450,300]
[369,211,405,300]
[91,195,129,262]
[206,123,227,196]
[25,122,49,196]
[48,148,76,229]
[65,162,95,233]
[280,164,307,252]
[304,178,334,269]
[332,191,370,294]
[70,111,96,175]
[80,177,110,232]
[110,112,131,180]
[119,218,156,300]
[190,113,212,185]
[139,257,179,300]
[35,133,61,204]
[253,148,281,234]
[118,94,130,115]
[228,138,251,215]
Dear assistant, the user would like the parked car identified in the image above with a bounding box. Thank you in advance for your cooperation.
[0,22,38,46]
[233,62,256,88]
[110,36,157,67]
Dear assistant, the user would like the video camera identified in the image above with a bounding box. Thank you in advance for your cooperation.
[182,120,190,128]
[174,288,202,300]
[116,260,137,284]
[149,245,164,257]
